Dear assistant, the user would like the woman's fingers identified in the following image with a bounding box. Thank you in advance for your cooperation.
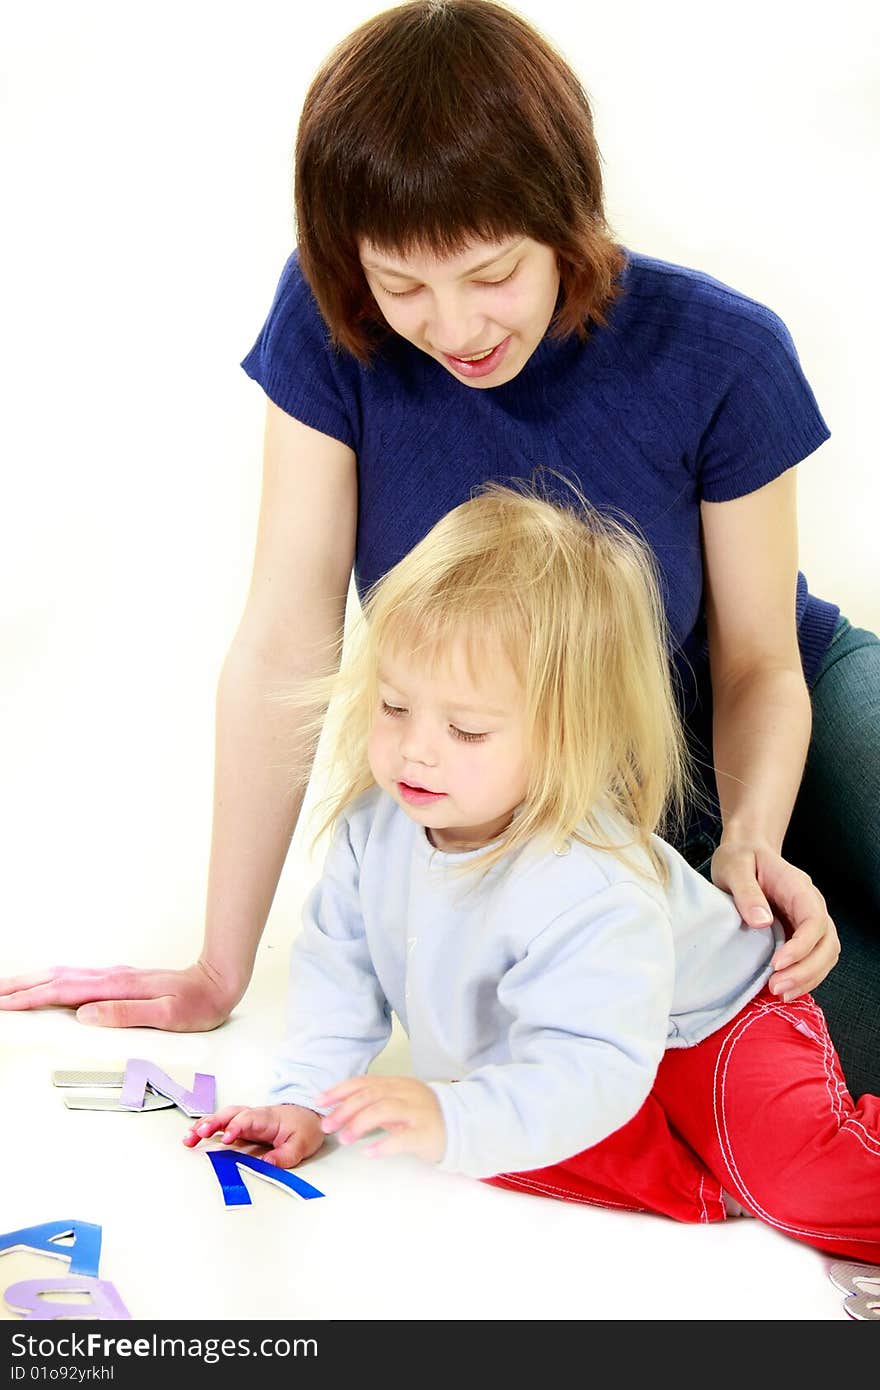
[0,966,137,1010]
[769,904,839,998]
[759,861,838,997]
[0,964,234,1031]
[721,876,775,929]
[713,844,841,999]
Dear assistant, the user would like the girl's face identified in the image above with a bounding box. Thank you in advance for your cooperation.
[367,641,530,851]
[358,236,560,388]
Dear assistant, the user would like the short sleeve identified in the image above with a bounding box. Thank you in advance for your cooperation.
[240,251,359,450]
[696,304,830,503]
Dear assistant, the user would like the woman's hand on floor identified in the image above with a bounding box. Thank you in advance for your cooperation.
[0,959,240,1030]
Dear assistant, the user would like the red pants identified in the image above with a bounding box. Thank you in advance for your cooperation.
[486,988,880,1262]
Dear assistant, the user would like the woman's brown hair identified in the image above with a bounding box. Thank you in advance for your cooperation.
[295,0,625,361]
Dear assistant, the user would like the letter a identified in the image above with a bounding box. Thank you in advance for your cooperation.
[206,1150,325,1207]
[119,1058,216,1116]
[0,1221,101,1277]
[3,1276,131,1320]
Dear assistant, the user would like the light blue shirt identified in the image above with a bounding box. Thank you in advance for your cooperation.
[270,789,783,1178]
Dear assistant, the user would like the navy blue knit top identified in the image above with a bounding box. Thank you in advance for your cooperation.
[241,248,838,710]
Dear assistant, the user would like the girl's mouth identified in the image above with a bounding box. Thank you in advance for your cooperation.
[397,781,447,806]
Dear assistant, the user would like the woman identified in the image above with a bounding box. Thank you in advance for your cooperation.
[2,0,876,1096]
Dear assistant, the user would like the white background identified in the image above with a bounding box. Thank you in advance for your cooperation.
[1,1,877,1321]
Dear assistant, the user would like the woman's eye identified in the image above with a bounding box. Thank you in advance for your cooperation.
[450,726,488,743]
[381,701,407,717]
[379,265,517,297]
[477,266,517,288]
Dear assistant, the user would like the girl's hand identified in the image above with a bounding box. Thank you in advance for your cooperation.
[710,841,841,1000]
[0,960,240,1031]
[183,1103,324,1168]
[316,1076,446,1163]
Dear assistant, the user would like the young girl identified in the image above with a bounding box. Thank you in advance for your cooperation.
[185,485,880,1262]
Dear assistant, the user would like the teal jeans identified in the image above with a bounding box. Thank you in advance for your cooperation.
[683,618,880,1099]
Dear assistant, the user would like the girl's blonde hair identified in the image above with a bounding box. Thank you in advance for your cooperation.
[293,481,691,880]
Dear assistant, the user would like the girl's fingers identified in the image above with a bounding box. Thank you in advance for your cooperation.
[318,1083,387,1133]
[331,1100,410,1145]
[320,1093,399,1136]
[320,1099,368,1134]
[265,1137,318,1168]
[314,1077,375,1108]
[183,1106,254,1146]
[363,1128,417,1159]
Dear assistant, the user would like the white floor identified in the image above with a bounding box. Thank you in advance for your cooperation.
[0,942,854,1322]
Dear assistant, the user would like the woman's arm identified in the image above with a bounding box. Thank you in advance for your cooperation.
[701,468,840,996]
[198,402,357,1014]
[0,402,357,1028]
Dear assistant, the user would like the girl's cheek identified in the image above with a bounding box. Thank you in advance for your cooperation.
[366,725,387,778]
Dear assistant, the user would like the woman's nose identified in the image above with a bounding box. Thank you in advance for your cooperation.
[428,295,484,356]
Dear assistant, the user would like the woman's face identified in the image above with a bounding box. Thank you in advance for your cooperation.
[358,236,560,388]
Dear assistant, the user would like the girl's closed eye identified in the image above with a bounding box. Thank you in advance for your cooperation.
[450,725,488,743]
[380,699,486,740]
[381,699,407,717]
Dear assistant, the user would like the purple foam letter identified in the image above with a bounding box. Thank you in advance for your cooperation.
[4,1276,131,1320]
[119,1058,216,1116]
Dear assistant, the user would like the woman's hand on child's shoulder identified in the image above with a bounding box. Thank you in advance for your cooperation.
[316,1075,446,1164]
[0,960,240,1031]
[711,841,841,999]
[183,1103,325,1168]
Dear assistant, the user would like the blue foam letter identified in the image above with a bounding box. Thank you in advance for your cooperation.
[0,1221,101,1277]
[206,1150,325,1207]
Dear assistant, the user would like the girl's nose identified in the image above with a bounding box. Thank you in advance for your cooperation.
[399,723,437,766]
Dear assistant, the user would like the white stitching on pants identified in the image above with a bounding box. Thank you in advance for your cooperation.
[489,1172,647,1211]
[713,1000,880,1243]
